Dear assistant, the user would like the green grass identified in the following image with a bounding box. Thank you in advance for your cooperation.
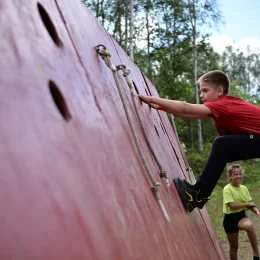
[206,187,227,243]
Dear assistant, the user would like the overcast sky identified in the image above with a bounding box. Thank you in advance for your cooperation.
[209,0,260,53]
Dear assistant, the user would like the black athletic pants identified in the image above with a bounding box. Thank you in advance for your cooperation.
[194,135,260,198]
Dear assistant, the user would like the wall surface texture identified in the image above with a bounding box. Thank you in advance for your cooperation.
[0,1,227,259]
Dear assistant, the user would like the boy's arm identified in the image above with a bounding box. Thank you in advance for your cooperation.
[138,95,212,119]
[172,113,210,119]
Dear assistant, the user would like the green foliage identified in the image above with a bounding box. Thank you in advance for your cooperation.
[235,159,260,185]
[219,45,260,104]
[187,151,206,177]
[84,1,260,152]
[186,142,212,177]
[206,187,227,242]
[186,143,260,186]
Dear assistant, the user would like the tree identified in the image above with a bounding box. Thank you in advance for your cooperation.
[220,45,260,104]
[184,0,223,152]
[129,0,134,60]
[83,0,111,26]
[82,1,260,152]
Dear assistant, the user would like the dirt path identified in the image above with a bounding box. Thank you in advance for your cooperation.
[221,213,260,259]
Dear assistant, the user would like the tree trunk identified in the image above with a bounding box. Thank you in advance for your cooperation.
[125,1,129,52]
[145,6,152,77]
[129,0,134,60]
[100,0,105,25]
[188,120,194,149]
[192,6,203,153]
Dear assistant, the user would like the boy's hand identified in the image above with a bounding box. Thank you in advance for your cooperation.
[138,95,164,110]
[150,103,164,110]
[138,94,151,104]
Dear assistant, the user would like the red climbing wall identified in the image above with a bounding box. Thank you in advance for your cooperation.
[0,0,227,259]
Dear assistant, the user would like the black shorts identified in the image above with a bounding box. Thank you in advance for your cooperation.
[223,210,247,234]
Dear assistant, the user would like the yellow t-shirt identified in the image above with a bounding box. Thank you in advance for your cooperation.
[223,183,252,214]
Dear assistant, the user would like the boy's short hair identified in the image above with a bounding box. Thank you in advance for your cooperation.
[198,70,230,94]
[227,164,244,182]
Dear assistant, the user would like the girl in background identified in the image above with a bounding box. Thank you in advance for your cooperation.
[223,164,260,260]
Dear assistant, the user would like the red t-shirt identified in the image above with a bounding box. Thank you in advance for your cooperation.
[204,95,260,135]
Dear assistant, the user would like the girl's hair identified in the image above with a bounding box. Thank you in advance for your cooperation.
[227,164,244,182]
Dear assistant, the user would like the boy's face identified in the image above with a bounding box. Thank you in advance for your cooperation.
[199,81,223,103]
